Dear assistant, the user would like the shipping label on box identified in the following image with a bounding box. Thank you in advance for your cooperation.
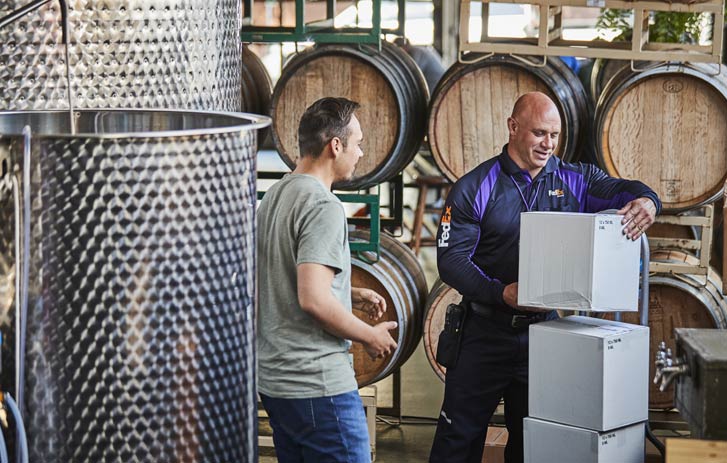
[518,212,640,312]
[524,417,645,463]
[529,316,649,431]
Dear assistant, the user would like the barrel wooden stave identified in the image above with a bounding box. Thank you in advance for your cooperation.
[422,279,461,382]
[595,63,727,212]
[428,54,591,183]
[350,231,428,387]
[241,45,272,115]
[351,258,407,386]
[242,45,273,145]
[271,43,428,190]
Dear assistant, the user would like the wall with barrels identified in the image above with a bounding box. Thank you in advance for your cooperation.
[349,231,428,387]
[593,63,727,212]
[270,42,429,190]
[243,43,727,411]
[428,54,592,182]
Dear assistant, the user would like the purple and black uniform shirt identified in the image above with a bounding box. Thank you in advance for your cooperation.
[436,145,661,311]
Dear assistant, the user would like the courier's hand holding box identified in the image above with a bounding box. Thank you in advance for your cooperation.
[518,212,640,312]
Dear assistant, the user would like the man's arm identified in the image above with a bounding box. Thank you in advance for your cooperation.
[436,181,507,306]
[583,164,661,240]
[583,164,662,215]
[297,263,397,359]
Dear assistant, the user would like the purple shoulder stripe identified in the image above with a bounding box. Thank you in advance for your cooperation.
[474,162,501,221]
[556,168,587,212]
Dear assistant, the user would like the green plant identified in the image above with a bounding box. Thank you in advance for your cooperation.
[596,8,704,43]
[595,8,631,41]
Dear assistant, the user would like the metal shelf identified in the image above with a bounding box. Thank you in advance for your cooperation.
[242,0,406,45]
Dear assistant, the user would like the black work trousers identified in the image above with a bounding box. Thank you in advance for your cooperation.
[429,309,554,463]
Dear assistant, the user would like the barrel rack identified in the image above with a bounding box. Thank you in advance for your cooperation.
[647,205,715,278]
[241,0,406,44]
[459,0,725,63]
[645,180,727,292]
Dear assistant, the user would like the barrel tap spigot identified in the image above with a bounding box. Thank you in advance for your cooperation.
[653,341,690,392]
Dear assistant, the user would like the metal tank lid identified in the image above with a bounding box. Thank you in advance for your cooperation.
[0,108,271,139]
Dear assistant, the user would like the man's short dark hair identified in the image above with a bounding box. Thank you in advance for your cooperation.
[298,97,361,159]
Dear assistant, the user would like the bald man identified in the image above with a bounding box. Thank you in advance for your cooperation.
[430,92,660,463]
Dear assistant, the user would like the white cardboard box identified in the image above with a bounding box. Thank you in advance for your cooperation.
[524,417,645,463]
[529,316,649,431]
[518,212,640,311]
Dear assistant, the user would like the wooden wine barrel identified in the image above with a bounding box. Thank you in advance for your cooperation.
[349,231,428,387]
[428,54,592,183]
[271,42,429,190]
[604,250,727,409]
[242,45,272,144]
[588,58,628,105]
[422,279,461,382]
[242,45,272,115]
[594,63,727,212]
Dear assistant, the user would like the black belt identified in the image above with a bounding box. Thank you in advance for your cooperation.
[467,301,549,330]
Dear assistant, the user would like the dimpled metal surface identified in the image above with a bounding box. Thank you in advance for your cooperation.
[0,111,259,462]
[0,0,241,111]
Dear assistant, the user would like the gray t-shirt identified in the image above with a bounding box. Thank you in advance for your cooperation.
[257,174,356,398]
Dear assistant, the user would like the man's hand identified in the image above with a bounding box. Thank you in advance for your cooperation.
[363,321,398,360]
[503,282,549,313]
[618,197,657,241]
[352,287,387,320]
[503,282,519,308]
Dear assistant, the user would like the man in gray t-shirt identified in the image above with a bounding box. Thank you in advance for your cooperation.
[257,97,398,463]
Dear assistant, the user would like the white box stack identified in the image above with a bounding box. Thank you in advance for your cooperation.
[519,212,648,463]
[524,417,645,463]
[529,316,649,431]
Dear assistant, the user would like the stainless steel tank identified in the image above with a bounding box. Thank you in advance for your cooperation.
[0,0,242,111]
[0,109,268,462]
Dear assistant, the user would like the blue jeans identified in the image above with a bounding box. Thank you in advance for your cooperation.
[260,390,371,463]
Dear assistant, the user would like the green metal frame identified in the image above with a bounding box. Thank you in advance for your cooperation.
[241,0,406,44]
[336,191,380,255]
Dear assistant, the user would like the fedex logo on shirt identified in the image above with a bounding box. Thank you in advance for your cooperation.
[438,206,452,248]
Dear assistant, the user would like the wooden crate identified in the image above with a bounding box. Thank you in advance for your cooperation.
[666,438,727,462]
[648,204,714,278]
[459,0,725,63]
[481,426,508,463]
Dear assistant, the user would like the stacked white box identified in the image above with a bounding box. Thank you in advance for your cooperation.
[518,212,640,312]
[529,316,649,431]
[524,417,645,463]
